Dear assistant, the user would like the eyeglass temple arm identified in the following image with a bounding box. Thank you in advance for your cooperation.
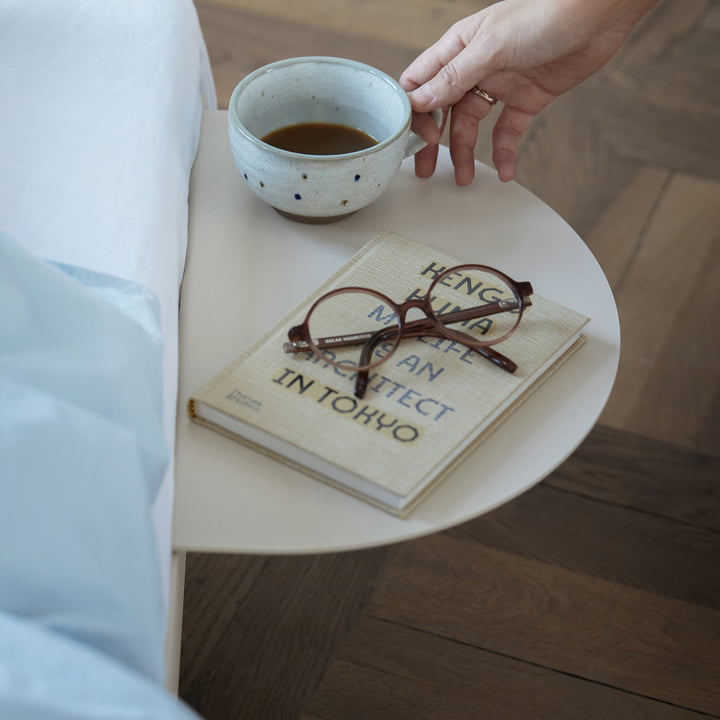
[284,291,532,354]
[398,322,518,371]
[354,321,517,399]
[285,326,376,353]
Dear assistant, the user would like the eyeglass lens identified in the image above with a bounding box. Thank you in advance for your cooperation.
[307,289,402,371]
[426,265,521,346]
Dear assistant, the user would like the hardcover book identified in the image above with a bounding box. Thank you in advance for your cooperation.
[188,231,589,516]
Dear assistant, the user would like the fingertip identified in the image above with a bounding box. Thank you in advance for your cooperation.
[495,156,516,183]
[407,85,436,112]
[454,162,475,186]
[498,167,514,182]
[492,108,535,184]
[491,144,516,183]
[449,143,476,186]
[399,70,419,92]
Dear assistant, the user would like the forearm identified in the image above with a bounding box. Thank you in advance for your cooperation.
[557,0,661,44]
[473,0,660,69]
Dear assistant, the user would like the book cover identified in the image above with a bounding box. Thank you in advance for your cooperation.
[188,231,589,516]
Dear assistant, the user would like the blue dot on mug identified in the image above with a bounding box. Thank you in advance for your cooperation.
[354,174,361,182]
[295,193,302,200]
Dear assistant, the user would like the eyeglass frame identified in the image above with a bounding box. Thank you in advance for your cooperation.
[283,263,534,399]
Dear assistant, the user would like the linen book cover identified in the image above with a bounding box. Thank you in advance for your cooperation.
[188,231,589,516]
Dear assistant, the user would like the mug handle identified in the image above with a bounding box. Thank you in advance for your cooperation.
[404,108,444,158]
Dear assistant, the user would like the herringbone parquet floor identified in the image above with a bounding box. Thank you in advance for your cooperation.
[179,2,720,718]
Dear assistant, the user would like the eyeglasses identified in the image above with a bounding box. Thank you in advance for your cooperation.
[283,264,533,399]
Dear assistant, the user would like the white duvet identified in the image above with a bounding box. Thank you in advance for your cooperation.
[0,0,216,715]
[0,0,215,590]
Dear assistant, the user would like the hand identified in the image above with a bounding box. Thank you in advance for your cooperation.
[400,0,658,184]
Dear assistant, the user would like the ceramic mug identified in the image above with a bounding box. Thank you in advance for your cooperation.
[227,56,441,223]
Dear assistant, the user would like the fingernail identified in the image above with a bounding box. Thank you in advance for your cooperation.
[498,163,515,182]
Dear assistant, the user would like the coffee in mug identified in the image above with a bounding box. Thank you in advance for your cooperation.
[261,122,378,155]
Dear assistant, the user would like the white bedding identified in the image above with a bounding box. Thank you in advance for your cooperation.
[0,0,215,594]
[0,1,216,713]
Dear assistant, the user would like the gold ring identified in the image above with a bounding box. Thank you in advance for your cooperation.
[472,86,498,105]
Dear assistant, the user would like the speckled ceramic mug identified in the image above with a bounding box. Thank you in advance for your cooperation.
[228,56,440,223]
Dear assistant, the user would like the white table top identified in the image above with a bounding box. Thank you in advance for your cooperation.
[173,110,619,554]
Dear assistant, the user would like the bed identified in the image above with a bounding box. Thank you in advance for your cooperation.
[0,1,215,715]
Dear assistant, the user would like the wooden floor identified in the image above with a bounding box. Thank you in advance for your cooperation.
[180,1,720,717]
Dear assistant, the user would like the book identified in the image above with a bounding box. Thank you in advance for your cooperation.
[188,231,589,517]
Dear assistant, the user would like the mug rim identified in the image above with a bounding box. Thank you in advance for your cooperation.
[228,56,412,160]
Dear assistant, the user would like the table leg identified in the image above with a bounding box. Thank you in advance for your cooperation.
[166,550,187,694]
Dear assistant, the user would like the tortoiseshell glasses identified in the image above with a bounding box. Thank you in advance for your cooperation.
[283,264,533,399]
